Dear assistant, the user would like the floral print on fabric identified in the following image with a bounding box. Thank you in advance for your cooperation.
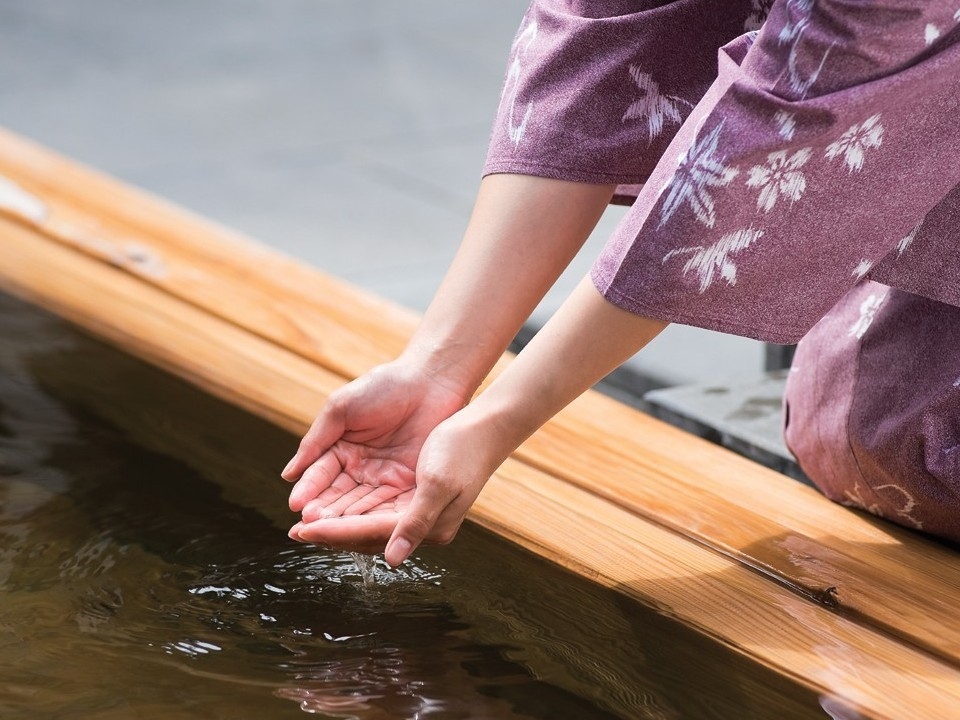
[785,282,960,542]
[484,0,753,187]
[658,124,740,229]
[622,67,692,144]
[484,0,960,543]
[499,18,538,147]
[486,1,960,343]
[591,1,960,342]
[746,147,812,212]
[825,115,884,173]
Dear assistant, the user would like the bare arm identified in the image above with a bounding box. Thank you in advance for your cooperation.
[399,173,617,399]
[283,174,616,531]
[382,277,666,565]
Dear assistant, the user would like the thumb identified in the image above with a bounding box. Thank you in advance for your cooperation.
[383,475,455,567]
[282,397,346,481]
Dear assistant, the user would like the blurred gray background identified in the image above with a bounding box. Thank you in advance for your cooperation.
[0,0,764,388]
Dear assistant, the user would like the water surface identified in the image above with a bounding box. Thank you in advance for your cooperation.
[0,292,830,719]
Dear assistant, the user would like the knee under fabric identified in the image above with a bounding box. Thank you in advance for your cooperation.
[784,281,960,542]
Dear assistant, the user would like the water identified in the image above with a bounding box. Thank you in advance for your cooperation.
[349,554,380,589]
[0,292,830,719]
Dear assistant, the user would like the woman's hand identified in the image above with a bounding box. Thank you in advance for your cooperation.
[281,359,468,545]
[286,279,667,563]
[290,405,505,564]
[283,175,620,560]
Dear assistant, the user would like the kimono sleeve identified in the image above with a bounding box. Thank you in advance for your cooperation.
[483,0,758,197]
[591,0,960,343]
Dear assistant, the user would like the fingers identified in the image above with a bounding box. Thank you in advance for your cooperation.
[287,452,344,512]
[301,483,405,522]
[336,485,405,516]
[281,395,347,481]
[384,477,461,568]
[299,475,357,520]
[290,474,464,566]
[291,513,401,556]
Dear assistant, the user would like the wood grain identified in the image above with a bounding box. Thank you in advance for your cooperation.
[476,460,960,720]
[516,391,960,662]
[4,132,956,667]
[0,218,334,434]
[4,218,959,719]
[0,127,416,379]
[3,126,960,717]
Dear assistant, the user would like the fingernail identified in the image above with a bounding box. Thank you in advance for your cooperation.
[282,456,298,478]
[288,522,303,540]
[385,537,411,567]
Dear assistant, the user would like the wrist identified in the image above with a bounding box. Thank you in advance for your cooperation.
[434,397,524,480]
[399,332,499,403]
[460,380,543,462]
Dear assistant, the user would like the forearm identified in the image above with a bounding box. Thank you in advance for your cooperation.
[401,173,615,399]
[463,276,667,460]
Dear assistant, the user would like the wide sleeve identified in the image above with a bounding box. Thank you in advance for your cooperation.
[590,0,960,343]
[487,0,960,344]
[483,0,759,202]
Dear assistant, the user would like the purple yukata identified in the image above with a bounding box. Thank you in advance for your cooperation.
[483,0,960,540]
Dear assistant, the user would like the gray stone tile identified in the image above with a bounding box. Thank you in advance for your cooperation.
[0,0,522,175]
[644,372,808,481]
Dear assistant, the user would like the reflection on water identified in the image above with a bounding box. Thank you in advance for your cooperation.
[0,293,828,720]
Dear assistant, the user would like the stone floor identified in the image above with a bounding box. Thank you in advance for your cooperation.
[644,372,805,482]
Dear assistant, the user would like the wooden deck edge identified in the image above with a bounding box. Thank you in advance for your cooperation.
[5,219,960,718]
[3,128,960,666]
[0,127,419,378]
[3,128,960,715]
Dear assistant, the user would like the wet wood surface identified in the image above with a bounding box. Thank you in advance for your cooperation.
[3,127,960,718]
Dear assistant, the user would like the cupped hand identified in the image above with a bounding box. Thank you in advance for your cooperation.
[290,404,506,566]
[281,360,467,537]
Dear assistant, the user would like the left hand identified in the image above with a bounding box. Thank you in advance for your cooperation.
[291,406,504,565]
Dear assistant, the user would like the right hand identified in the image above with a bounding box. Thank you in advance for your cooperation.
[290,394,510,565]
[281,360,467,551]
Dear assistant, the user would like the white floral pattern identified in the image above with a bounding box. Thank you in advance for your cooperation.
[852,258,873,280]
[622,66,692,143]
[774,110,797,140]
[745,0,775,32]
[925,6,960,44]
[844,481,923,530]
[825,114,884,172]
[778,0,813,44]
[500,20,538,146]
[776,0,831,98]
[848,292,884,339]
[785,30,832,98]
[897,221,923,256]
[746,147,812,212]
[658,123,740,228]
[662,227,764,292]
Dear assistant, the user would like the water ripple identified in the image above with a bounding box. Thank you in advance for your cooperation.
[0,293,826,720]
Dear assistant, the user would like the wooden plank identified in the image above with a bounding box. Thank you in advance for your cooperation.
[476,461,960,720]
[0,217,335,435]
[3,218,960,719]
[4,131,957,667]
[0,127,417,379]
[515,392,960,663]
